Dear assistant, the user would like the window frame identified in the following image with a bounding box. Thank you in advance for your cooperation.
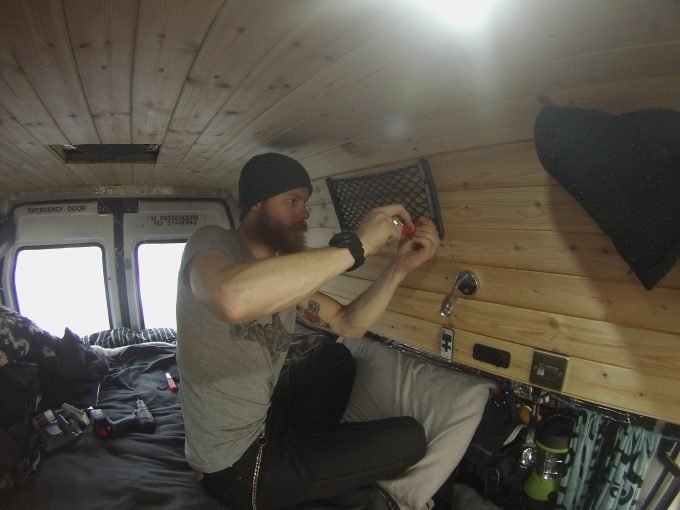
[134,238,187,330]
[12,241,113,335]
[121,199,232,330]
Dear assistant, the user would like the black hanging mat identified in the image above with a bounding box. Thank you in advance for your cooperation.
[534,106,680,290]
[326,159,445,239]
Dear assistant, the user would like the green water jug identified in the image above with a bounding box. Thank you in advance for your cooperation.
[523,415,574,509]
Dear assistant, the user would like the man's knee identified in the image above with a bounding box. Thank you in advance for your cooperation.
[393,416,427,464]
[316,342,355,376]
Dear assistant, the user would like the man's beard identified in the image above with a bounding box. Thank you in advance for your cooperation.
[254,210,307,255]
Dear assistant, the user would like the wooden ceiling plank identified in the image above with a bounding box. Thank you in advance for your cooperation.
[109,163,134,185]
[0,32,69,145]
[175,0,399,182]
[198,91,528,189]
[195,4,679,179]
[291,52,680,174]
[0,159,44,193]
[291,45,680,166]
[84,163,119,185]
[0,103,86,187]
[297,73,680,178]
[482,0,680,69]
[132,163,155,186]
[0,0,677,201]
[131,0,223,145]
[155,0,319,179]
[64,0,138,144]
[64,164,99,186]
[0,140,60,189]
[192,11,419,180]
[75,163,135,186]
[0,0,100,144]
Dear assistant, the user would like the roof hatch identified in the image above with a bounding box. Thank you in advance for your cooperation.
[49,144,161,164]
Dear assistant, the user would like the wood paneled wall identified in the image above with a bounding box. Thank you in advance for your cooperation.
[306,141,680,424]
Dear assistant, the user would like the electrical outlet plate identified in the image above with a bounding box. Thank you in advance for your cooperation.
[530,349,569,391]
[440,327,454,360]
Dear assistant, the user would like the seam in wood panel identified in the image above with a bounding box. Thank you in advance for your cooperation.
[322,275,680,376]
[345,257,680,332]
[156,0,227,149]
[129,0,142,155]
[60,0,101,144]
[307,224,680,290]
[303,138,535,178]
[545,39,680,66]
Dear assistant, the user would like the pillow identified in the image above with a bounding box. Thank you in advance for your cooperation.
[340,336,494,510]
[0,306,58,366]
[0,306,107,409]
[83,327,177,348]
[534,106,680,290]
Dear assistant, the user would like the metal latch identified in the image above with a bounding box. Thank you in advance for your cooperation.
[529,349,568,391]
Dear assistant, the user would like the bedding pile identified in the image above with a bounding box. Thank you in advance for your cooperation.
[2,314,494,509]
[1,305,109,505]
[2,335,222,510]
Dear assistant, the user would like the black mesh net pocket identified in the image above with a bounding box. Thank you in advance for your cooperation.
[326,159,445,239]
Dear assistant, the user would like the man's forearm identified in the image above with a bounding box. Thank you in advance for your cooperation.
[212,247,355,323]
[335,262,406,338]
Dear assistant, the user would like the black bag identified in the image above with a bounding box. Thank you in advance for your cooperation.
[0,363,42,507]
[458,399,527,509]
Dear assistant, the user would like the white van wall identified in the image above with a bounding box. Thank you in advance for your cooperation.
[123,200,232,329]
[2,198,233,334]
[3,201,119,330]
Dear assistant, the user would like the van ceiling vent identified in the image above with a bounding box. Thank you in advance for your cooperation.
[326,159,445,239]
[49,144,160,163]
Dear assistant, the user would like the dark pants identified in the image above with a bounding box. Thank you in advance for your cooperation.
[202,342,426,509]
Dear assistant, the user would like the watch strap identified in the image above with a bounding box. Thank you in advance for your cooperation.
[328,232,365,271]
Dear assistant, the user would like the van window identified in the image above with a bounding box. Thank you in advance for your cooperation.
[14,245,110,337]
[136,242,185,329]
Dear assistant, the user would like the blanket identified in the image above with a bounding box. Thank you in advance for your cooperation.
[534,106,680,290]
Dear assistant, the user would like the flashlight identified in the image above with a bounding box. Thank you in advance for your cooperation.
[392,217,418,236]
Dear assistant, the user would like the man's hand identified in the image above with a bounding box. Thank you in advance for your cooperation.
[356,204,413,257]
[394,217,440,274]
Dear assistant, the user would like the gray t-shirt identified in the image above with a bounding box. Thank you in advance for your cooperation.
[176,225,295,473]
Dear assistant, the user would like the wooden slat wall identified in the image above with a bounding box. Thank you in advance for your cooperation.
[1,0,679,199]
[308,141,680,424]
[0,0,678,422]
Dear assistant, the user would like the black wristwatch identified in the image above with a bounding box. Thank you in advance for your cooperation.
[328,232,365,271]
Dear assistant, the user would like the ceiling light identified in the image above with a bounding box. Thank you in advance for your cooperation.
[418,0,497,29]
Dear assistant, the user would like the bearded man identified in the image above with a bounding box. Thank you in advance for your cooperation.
[176,153,440,509]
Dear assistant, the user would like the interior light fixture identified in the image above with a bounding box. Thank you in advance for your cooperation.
[417,0,497,29]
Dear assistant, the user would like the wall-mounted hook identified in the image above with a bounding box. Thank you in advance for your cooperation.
[440,270,479,317]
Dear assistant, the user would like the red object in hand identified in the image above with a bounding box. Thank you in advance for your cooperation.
[401,223,418,236]
[165,372,178,393]
[392,217,421,236]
